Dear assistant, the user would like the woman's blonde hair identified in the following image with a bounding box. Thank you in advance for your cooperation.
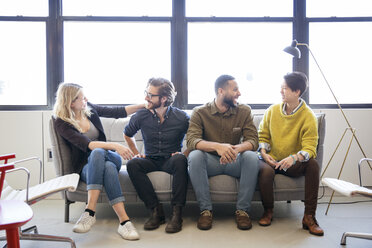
[53,82,91,132]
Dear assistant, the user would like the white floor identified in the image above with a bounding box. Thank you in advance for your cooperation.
[2,197,372,248]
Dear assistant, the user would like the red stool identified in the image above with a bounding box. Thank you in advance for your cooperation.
[0,154,33,248]
[0,200,33,248]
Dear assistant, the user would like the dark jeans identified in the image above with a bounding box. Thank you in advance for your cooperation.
[258,158,320,215]
[126,154,189,209]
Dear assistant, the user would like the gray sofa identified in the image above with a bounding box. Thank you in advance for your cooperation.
[49,113,326,222]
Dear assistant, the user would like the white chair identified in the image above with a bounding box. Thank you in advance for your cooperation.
[0,153,79,248]
[322,176,372,245]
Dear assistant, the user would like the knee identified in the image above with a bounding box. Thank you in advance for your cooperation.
[306,158,319,175]
[259,161,275,180]
[172,154,188,170]
[126,158,142,173]
[188,150,206,171]
[240,151,259,168]
[90,148,107,160]
[188,150,204,164]
[107,151,122,167]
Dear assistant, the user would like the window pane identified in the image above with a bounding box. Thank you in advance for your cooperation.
[63,0,171,16]
[0,0,48,16]
[64,22,170,104]
[307,0,372,17]
[0,22,46,105]
[309,22,372,104]
[188,22,292,105]
[186,0,292,17]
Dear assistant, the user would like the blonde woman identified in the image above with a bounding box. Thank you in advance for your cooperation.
[53,82,144,240]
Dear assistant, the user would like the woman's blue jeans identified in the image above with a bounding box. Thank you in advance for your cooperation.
[80,148,125,206]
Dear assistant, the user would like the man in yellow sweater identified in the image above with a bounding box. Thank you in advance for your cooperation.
[258,71,324,236]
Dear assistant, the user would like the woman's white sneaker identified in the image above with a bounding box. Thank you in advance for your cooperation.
[118,221,140,240]
[73,212,96,233]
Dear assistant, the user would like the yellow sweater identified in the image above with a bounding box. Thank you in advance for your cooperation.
[258,102,318,161]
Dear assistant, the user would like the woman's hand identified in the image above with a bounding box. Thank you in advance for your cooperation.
[261,153,278,168]
[276,156,294,171]
[115,144,134,160]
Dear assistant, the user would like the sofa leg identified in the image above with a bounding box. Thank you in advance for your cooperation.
[287,200,291,203]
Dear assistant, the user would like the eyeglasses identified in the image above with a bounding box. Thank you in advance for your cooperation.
[144,90,161,99]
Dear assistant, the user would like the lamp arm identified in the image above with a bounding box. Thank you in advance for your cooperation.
[298,44,353,129]
[298,44,372,170]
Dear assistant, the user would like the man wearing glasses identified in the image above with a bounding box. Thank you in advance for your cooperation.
[124,77,189,233]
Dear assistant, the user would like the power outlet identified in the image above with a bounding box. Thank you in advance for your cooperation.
[47,148,53,162]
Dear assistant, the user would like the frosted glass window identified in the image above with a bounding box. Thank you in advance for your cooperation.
[308,0,372,17]
[64,22,171,104]
[309,22,372,104]
[63,0,171,17]
[187,0,292,17]
[0,0,47,16]
[0,22,47,105]
[188,22,292,104]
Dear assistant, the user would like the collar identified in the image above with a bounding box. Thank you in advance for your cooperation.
[282,98,304,115]
[210,100,237,116]
[152,106,171,119]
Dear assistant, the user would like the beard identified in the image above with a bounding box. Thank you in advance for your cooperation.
[223,95,237,108]
[147,99,162,109]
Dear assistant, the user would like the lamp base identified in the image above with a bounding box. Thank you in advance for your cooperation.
[320,127,370,215]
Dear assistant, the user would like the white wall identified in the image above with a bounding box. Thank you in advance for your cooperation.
[315,109,372,186]
[1,109,372,190]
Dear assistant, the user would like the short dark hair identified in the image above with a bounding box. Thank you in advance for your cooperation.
[284,71,308,97]
[147,77,177,107]
[214,74,235,95]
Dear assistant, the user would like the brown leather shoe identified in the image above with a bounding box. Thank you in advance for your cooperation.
[258,209,273,226]
[302,214,324,236]
[197,210,213,230]
[235,210,252,230]
[144,204,165,230]
[165,206,183,233]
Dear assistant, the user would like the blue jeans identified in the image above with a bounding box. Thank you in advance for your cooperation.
[80,148,125,206]
[188,150,259,212]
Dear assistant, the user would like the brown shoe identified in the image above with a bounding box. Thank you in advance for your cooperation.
[165,206,183,233]
[144,204,165,230]
[302,214,324,236]
[258,209,273,226]
[235,210,252,230]
[197,210,213,230]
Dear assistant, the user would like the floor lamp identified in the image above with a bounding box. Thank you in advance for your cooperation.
[283,40,371,215]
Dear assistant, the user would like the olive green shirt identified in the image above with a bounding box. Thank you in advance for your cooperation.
[186,100,258,153]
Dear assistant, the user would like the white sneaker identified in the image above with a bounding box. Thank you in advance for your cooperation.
[118,221,140,240]
[73,212,96,233]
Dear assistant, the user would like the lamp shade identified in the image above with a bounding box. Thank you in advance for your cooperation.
[283,40,301,58]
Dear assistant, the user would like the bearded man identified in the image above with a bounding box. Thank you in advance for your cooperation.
[186,74,259,231]
[124,77,189,233]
